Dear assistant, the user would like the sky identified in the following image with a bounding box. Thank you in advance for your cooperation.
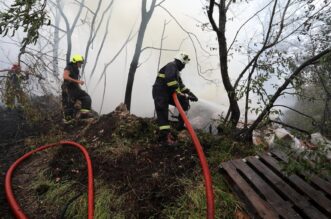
[0,0,301,126]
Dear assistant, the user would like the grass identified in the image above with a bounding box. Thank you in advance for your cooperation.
[43,181,77,205]
[158,132,257,219]
[63,129,261,218]
[24,130,66,150]
[30,170,79,218]
[275,138,331,177]
[93,141,132,157]
[65,180,125,219]
[161,176,240,219]
[198,132,265,162]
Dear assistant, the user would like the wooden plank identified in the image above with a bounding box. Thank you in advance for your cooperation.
[260,154,331,216]
[231,159,301,219]
[270,149,288,162]
[221,161,279,219]
[247,156,328,219]
[310,175,331,197]
[271,149,331,197]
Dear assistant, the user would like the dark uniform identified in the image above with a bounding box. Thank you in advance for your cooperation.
[62,63,91,120]
[153,59,197,139]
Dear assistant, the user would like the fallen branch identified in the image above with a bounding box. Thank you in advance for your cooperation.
[269,119,310,136]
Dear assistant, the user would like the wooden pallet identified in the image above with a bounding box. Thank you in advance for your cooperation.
[220,150,331,219]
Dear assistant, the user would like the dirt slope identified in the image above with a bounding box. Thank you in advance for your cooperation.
[0,108,200,218]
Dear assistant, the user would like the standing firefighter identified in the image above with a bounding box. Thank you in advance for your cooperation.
[0,64,28,109]
[152,52,198,146]
[62,54,92,123]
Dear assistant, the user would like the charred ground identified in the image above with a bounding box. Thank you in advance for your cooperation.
[0,107,199,218]
[0,102,255,218]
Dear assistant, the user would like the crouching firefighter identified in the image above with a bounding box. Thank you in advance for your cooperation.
[152,52,198,146]
[0,64,29,110]
[62,54,92,124]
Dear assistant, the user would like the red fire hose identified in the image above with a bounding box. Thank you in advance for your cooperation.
[5,141,94,219]
[172,93,215,219]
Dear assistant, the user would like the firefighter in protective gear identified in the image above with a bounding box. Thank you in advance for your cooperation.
[152,52,198,146]
[0,64,29,109]
[62,54,92,123]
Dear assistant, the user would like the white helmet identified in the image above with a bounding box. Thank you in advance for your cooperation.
[175,52,190,64]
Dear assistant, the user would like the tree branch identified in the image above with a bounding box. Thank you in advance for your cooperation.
[228,0,273,53]
[160,5,215,83]
[269,119,310,135]
[246,48,331,134]
[207,0,220,35]
[94,28,137,86]
[273,104,317,122]
[234,0,291,90]
[155,0,166,7]
[140,47,180,53]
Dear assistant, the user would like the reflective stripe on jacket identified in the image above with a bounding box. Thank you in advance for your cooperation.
[153,61,189,94]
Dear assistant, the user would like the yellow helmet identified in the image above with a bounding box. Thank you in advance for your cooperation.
[71,54,84,64]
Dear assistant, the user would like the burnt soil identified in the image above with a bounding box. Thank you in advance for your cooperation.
[0,109,199,218]
[0,106,54,218]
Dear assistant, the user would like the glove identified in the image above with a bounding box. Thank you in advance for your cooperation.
[177,92,189,99]
[188,92,198,102]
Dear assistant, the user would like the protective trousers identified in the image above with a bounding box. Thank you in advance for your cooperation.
[153,86,189,132]
[62,84,91,119]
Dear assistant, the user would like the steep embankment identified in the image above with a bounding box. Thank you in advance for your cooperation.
[1,105,258,218]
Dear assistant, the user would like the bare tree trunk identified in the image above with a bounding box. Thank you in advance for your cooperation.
[321,98,330,136]
[157,20,170,73]
[81,0,114,77]
[208,0,240,127]
[52,0,62,76]
[81,0,104,77]
[244,60,258,128]
[124,0,157,111]
[317,69,331,136]
[57,0,85,63]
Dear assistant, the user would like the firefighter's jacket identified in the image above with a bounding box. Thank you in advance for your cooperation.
[153,61,190,96]
[63,63,80,89]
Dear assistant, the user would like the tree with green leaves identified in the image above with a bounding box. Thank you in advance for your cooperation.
[283,13,331,138]
[206,0,331,140]
[0,0,50,57]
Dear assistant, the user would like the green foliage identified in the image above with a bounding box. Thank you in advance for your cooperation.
[162,177,240,219]
[34,178,125,218]
[283,53,331,137]
[29,170,80,217]
[0,0,50,50]
[65,181,125,219]
[111,117,159,145]
[161,131,262,218]
[275,139,331,177]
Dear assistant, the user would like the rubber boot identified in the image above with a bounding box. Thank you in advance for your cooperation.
[162,132,177,147]
[76,109,92,119]
[63,115,74,124]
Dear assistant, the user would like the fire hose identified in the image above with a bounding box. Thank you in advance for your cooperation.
[5,141,94,219]
[172,93,215,219]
